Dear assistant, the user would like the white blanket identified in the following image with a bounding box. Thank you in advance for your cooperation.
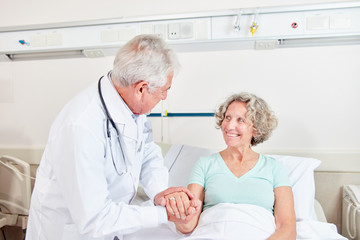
[124,203,346,240]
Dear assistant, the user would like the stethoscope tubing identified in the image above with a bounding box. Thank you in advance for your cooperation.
[98,76,127,176]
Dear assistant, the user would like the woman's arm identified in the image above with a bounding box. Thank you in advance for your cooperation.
[267,186,297,240]
[173,183,204,234]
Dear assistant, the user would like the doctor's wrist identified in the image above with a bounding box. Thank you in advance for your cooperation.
[157,206,168,224]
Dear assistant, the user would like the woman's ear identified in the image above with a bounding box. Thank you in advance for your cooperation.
[252,127,258,138]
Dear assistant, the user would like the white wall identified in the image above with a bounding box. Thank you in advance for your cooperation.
[156,45,360,151]
[0,0,359,164]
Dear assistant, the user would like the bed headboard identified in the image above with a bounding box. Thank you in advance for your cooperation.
[314,171,360,233]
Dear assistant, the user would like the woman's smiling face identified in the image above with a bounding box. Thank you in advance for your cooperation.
[221,101,255,148]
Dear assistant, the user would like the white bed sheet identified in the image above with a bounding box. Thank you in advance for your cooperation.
[124,203,346,240]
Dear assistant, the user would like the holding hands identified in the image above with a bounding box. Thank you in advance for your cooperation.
[154,187,201,223]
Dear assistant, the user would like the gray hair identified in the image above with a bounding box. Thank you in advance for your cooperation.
[112,34,180,93]
[215,92,278,146]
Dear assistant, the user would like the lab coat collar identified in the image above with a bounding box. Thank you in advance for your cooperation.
[100,72,138,140]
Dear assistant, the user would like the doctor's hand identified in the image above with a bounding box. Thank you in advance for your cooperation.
[164,192,201,223]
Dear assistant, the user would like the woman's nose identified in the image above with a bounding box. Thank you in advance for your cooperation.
[224,119,235,129]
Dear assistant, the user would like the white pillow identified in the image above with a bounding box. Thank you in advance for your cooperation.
[269,155,321,221]
[164,145,321,221]
[164,144,217,187]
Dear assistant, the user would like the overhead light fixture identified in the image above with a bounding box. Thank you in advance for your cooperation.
[5,50,86,61]
[4,49,106,61]
[277,35,360,48]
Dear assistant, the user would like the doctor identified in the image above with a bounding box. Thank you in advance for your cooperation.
[26,34,198,240]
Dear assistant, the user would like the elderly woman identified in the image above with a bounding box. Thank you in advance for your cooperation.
[166,92,296,239]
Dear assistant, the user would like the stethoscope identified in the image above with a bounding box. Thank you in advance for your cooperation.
[98,75,127,176]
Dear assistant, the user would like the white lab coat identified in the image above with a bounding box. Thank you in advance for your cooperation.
[26,73,169,240]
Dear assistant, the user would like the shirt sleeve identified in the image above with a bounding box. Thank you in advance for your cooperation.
[272,160,291,188]
[188,157,206,187]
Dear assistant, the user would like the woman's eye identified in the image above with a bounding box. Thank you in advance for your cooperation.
[225,116,230,120]
[238,118,244,122]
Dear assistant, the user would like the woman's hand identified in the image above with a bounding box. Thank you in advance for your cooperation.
[154,186,194,207]
[164,192,201,223]
[154,186,200,223]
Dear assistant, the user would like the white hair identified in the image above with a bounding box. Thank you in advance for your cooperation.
[112,34,180,93]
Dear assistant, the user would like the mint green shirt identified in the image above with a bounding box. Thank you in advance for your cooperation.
[188,153,290,213]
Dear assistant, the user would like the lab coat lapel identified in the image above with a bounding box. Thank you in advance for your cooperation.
[100,74,137,140]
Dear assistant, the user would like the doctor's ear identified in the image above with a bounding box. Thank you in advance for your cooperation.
[135,81,149,94]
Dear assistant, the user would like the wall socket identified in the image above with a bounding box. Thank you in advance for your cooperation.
[168,22,194,39]
[168,23,180,39]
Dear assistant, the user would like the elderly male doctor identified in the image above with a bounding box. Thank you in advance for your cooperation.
[26,35,198,240]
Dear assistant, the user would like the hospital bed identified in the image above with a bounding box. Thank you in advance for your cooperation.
[126,144,347,240]
[0,155,31,231]
[342,185,360,240]
[0,145,348,239]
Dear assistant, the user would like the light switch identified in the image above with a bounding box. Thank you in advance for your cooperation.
[307,16,330,30]
[140,24,154,34]
[31,34,47,47]
[118,28,137,41]
[46,33,63,46]
[330,15,352,29]
[154,24,166,39]
[101,29,119,42]
[195,20,210,40]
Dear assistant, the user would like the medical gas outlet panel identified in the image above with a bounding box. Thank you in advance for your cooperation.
[0,2,360,60]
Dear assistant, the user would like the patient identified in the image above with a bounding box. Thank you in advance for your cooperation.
[165,92,296,239]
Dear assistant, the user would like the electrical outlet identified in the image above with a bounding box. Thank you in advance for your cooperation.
[168,23,180,39]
